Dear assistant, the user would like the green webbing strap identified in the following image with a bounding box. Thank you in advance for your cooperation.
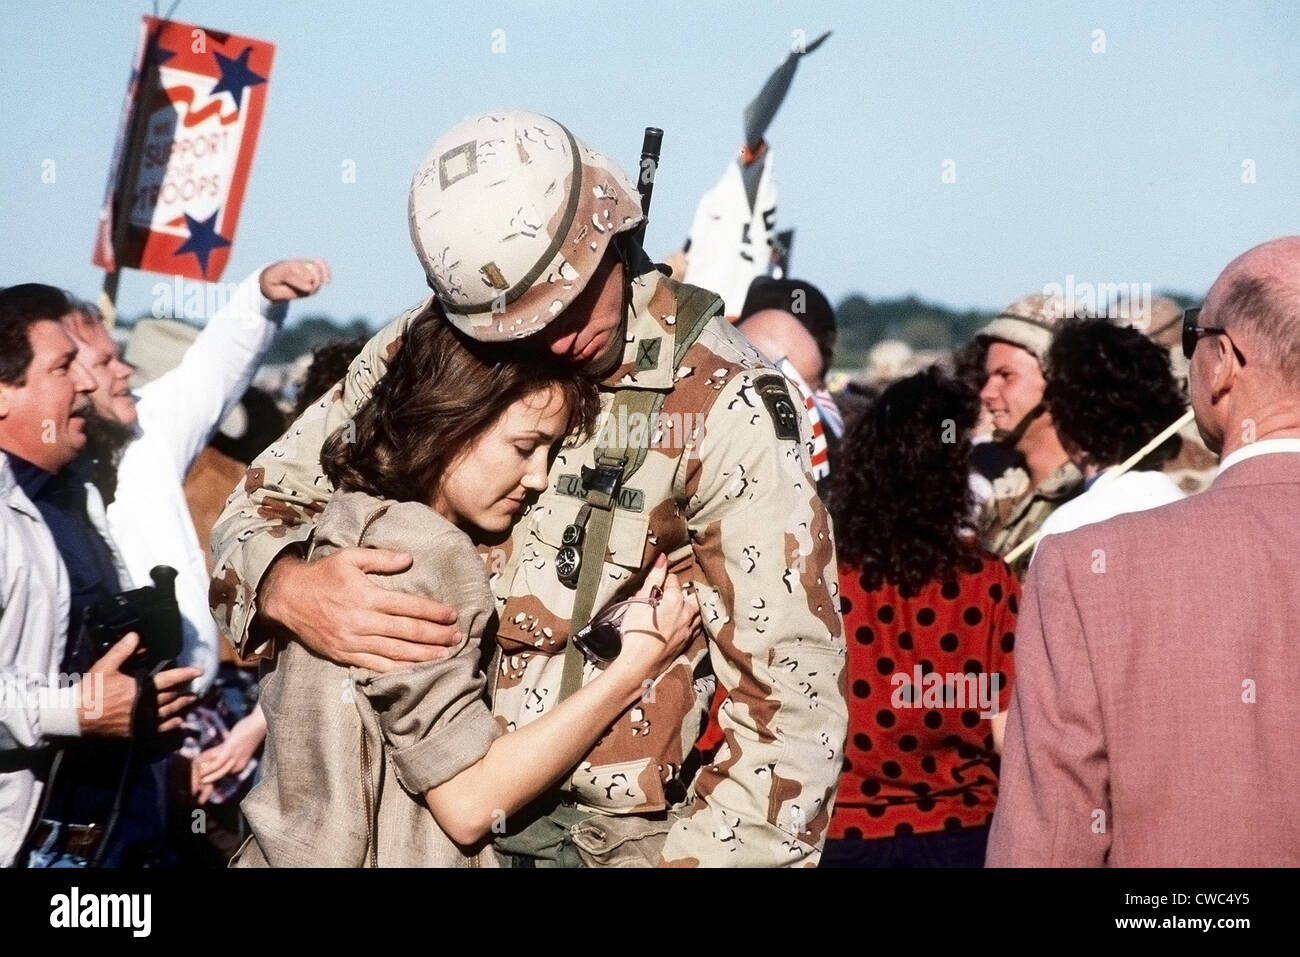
[669,284,724,366]
[557,283,723,703]
[559,392,660,701]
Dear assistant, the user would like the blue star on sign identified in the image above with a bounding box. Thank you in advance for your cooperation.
[175,210,232,276]
[210,46,265,111]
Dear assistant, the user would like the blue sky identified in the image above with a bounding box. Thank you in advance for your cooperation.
[2,0,1297,325]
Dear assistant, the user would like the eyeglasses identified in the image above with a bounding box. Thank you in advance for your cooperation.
[1181,307,1246,364]
[570,585,664,668]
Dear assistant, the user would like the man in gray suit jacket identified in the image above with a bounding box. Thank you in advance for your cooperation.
[987,236,1300,867]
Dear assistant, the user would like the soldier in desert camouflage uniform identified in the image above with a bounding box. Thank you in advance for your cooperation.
[209,111,847,867]
[975,293,1086,577]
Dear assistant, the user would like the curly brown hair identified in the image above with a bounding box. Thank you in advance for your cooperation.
[321,305,601,505]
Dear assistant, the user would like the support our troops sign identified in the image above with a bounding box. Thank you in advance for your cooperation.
[93,16,274,281]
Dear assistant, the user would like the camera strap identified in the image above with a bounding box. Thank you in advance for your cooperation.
[89,674,157,867]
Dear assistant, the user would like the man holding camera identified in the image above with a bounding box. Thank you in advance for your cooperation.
[64,259,331,696]
[0,284,199,868]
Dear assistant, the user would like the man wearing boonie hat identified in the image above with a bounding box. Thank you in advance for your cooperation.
[975,292,1086,577]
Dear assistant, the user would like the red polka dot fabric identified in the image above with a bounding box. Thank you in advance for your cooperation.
[829,552,1019,840]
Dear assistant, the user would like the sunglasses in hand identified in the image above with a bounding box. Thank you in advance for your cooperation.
[571,585,666,668]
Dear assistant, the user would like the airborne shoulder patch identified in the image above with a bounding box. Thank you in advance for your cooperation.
[753,374,801,442]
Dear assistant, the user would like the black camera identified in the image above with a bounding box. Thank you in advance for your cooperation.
[84,565,183,676]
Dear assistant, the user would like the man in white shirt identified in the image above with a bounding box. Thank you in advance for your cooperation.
[63,259,330,695]
[1034,317,1188,546]
[0,285,197,867]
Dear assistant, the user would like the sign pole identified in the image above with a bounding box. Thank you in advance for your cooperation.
[100,23,167,329]
[98,270,121,328]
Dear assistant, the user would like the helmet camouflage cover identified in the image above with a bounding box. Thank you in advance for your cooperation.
[975,291,1095,364]
[408,110,645,342]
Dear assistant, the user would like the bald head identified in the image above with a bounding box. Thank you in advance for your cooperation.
[738,308,826,388]
[1204,236,1300,383]
[1191,236,1300,456]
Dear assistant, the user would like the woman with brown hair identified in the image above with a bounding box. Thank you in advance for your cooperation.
[234,310,699,867]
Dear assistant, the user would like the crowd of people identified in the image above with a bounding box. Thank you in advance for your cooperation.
[2,109,1297,868]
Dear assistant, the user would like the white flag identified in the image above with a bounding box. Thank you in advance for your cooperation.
[682,149,778,318]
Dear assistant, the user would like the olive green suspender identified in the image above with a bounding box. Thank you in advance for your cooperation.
[556,285,722,702]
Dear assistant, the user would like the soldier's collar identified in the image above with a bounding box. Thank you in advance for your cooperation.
[598,266,679,391]
[1036,460,1085,501]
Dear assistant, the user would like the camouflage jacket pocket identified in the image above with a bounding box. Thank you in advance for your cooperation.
[529,492,650,574]
[569,809,682,868]
[762,641,848,848]
[495,494,648,658]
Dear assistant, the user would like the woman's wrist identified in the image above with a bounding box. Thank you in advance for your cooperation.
[600,655,655,704]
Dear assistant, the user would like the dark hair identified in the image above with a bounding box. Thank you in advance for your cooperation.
[830,366,982,594]
[321,308,601,504]
[0,283,76,384]
[1044,318,1185,470]
[951,338,989,395]
[294,336,369,417]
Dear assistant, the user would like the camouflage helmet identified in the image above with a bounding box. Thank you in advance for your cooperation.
[408,110,644,342]
[975,291,1093,364]
[1137,296,1194,388]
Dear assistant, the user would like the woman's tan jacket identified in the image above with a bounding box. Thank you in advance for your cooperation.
[233,491,500,867]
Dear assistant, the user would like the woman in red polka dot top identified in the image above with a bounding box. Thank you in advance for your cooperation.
[823,367,1018,868]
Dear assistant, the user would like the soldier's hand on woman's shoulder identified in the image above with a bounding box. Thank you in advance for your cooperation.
[260,548,461,673]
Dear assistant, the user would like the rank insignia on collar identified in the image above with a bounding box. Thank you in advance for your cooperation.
[636,336,662,371]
